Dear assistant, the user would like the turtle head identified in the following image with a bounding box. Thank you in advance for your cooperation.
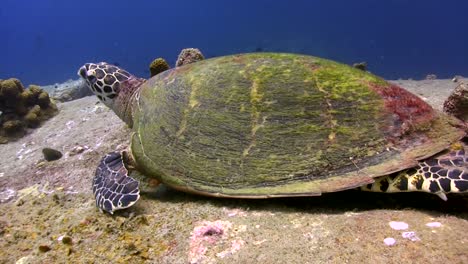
[78,62,145,127]
[78,62,132,107]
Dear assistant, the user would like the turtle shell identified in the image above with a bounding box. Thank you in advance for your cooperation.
[130,53,465,197]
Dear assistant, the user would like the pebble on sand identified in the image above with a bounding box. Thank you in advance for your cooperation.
[38,245,51,252]
[42,148,63,161]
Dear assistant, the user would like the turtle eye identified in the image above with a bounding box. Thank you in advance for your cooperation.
[87,74,97,84]
[84,69,98,84]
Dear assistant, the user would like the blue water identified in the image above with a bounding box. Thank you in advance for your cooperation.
[1,0,467,85]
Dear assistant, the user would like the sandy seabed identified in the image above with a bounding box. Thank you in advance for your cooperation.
[0,78,467,264]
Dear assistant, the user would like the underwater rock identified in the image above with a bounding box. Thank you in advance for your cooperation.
[38,245,51,252]
[42,79,92,102]
[425,74,437,80]
[0,78,58,143]
[42,147,63,161]
[176,48,205,67]
[443,82,468,122]
[149,58,170,77]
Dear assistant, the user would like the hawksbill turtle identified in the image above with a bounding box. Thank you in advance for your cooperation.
[78,53,467,214]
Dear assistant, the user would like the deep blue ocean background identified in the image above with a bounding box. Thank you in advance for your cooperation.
[1,0,467,85]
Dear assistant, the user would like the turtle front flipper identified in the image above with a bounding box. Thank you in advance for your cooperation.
[93,151,140,214]
[361,147,468,200]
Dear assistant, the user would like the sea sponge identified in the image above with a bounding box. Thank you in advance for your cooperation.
[0,78,24,99]
[28,85,42,97]
[14,103,28,116]
[176,48,205,67]
[0,78,58,143]
[38,92,50,108]
[25,112,41,128]
[28,105,42,116]
[2,120,24,135]
[43,102,58,115]
[19,90,36,106]
[13,78,24,91]
[149,58,170,77]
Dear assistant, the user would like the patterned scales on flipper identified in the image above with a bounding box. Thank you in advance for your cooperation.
[93,151,140,214]
[361,147,468,200]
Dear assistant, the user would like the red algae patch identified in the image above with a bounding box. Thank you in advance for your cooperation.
[369,83,435,137]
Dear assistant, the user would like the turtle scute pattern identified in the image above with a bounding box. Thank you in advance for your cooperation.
[362,147,468,200]
[93,151,140,214]
[78,62,132,104]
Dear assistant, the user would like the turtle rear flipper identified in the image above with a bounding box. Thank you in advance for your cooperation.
[361,147,468,199]
[93,151,140,214]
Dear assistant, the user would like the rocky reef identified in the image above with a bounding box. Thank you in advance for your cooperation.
[443,82,468,123]
[0,78,58,143]
[42,79,92,103]
[176,48,205,67]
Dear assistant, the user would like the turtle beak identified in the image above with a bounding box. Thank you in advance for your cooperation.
[77,66,87,79]
[78,64,97,85]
